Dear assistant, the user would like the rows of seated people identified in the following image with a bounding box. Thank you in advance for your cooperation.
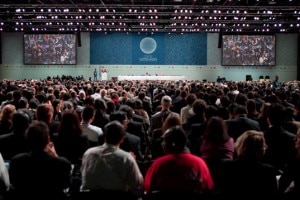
[0,77,299,200]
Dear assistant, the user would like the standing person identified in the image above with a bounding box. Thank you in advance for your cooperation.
[81,121,144,198]
[101,67,108,81]
[278,128,300,200]
[263,103,296,173]
[148,95,179,138]
[272,74,280,90]
[0,153,10,200]
[217,130,278,199]
[0,104,16,136]
[81,106,103,148]
[0,111,31,161]
[53,110,89,165]
[9,121,72,200]
[144,126,214,198]
[109,111,143,162]
[93,68,97,81]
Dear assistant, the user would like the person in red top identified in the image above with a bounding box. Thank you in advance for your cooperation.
[144,126,214,196]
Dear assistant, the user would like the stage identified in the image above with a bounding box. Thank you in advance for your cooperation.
[117,75,185,81]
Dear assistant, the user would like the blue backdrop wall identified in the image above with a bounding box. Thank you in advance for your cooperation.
[0,32,298,82]
[90,32,207,65]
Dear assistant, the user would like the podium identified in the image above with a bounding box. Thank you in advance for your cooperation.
[101,72,108,81]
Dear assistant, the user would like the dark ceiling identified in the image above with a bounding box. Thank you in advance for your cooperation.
[1,0,300,6]
[0,0,300,33]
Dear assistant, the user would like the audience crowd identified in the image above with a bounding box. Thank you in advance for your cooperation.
[0,76,299,199]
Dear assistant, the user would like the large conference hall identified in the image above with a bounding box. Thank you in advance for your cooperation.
[0,0,299,82]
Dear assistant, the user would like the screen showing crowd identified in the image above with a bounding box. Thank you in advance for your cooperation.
[24,33,77,65]
[222,34,276,66]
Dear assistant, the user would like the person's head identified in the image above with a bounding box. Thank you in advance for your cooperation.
[36,103,54,124]
[58,110,82,137]
[267,103,286,126]
[82,105,95,123]
[12,110,31,133]
[61,100,74,112]
[204,105,218,121]
[186,93,197,106]
[162,126,187,154]
[233,104,248,118]
[104,120,125,146]
[119,104,134,120]
[191,99,207,117]
[0,104,16,122]
[235,130,267,160]
[25,121,50,152]
[204,116,229,143]
[161,95,172,110]
[109,111,128,129]
[134,99,144,109]
[94,98,107,112]
[106,100,116,114]
[162,112,182,133]
[12,90,22,101]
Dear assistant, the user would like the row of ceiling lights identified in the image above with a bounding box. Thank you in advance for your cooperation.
[1,5,300,33]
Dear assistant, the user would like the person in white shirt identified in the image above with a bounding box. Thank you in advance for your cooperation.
[81,106,103,147]
[81,120,144,198]
[0,153,10,197]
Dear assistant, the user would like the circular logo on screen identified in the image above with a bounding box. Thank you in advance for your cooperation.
[140,37,157,54]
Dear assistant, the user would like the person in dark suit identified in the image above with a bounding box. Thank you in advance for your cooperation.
[91,98,110,131]
[109,111,143,162]
[278,128,300,200]
[171,90,187,114]
[148,95,179,139]
[93,68,97,81]
[119,105,148,155]
[225,104,260,141]
[272,74,280,91]
[263,103,296,173]
[0,111,31,161]
[9,121,71,200]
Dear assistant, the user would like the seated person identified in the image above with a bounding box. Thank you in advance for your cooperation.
[144,126,214,197]
[81,121,144,198]
[8,121,72,200]
[0,153,9,199]
[217,130,278,199]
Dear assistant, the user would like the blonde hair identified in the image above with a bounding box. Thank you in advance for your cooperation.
[0,104,16,122]
[235,130,267,159]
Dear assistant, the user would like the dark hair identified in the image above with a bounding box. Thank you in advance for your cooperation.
[186,94,197,105]
[36,103,53,124]
[267,103,286,126]
[162,112,181,133]
[26,121,49,151]
[94,98,107,111]
[58,110,82,137]
[109,111,127,123]
[203,116,229,144]
[119,105,134,120]
[104,121,125,145]
[12,111,31,132]
[162,126,187,153]
[82,105,95,121]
